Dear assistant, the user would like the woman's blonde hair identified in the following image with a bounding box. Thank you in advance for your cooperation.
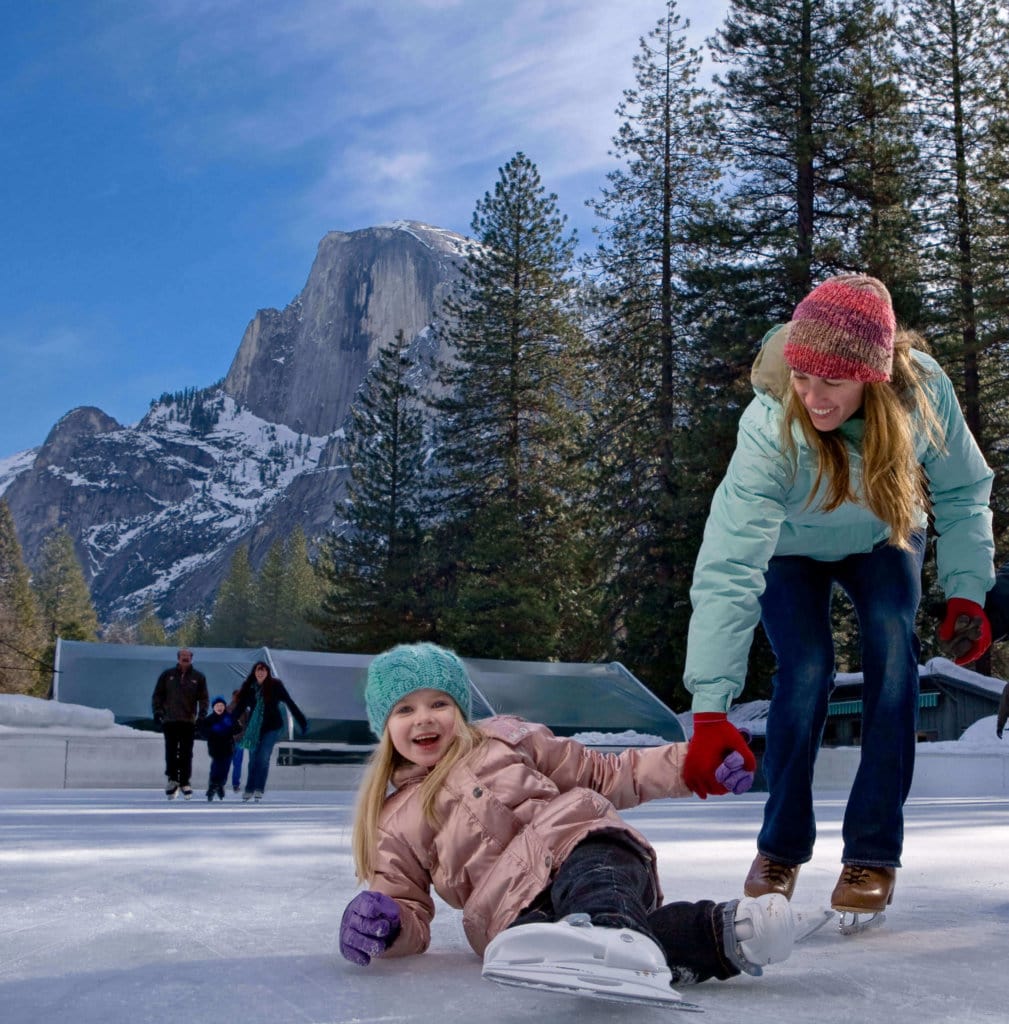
[351,702,486,884]
[782,329,945,548]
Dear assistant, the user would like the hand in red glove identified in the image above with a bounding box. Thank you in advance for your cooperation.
[683,713,756,799]
[937,598,992,666]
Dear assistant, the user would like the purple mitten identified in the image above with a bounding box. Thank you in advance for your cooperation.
[715,750,754,795]
[339,891,401,966]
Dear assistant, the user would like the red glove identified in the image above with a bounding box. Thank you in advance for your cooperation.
[937,598,992,666]
[683,713,756,799]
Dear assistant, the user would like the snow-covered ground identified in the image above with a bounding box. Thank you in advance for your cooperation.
[1,694,1007,1023]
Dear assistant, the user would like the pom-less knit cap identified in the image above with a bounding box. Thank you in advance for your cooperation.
[783,274,896,383]
[365,642,473,737]
[211,695,226,707]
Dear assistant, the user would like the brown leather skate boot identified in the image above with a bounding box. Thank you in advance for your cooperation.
[743,853,800,899]
[830,864,896,913]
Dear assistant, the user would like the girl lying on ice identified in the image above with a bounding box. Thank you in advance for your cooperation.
[338,642,828,1007]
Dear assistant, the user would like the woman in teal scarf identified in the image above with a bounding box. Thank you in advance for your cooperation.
[234,661,309,801]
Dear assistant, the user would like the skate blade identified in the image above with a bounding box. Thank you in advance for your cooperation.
[794,907,835,942]
[837,910,885,935]
[483,968,703,1011]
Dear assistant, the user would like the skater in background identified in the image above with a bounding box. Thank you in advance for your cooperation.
[681,275,994,926]
[232,660,308,802]
[339,642,817,1000]
[151,648,209,800]
[198,695,243,800]
[228,689,245,792]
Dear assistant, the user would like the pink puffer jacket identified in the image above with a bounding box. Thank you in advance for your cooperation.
[369,716,691,957]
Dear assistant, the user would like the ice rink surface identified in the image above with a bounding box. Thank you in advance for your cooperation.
[1,787,1007,1024]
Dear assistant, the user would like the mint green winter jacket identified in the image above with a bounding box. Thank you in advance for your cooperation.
[684,326,994,714]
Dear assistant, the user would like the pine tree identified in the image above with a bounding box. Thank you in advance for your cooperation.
[32,528,100,675]
[0,500,45,695]
[250,538,286,647]
[585,0,727,700]
[169,609,208,648]
[648,0,924,699]
[279,526,321,650]
[315,330,433,653]
[707,0,917,307]
[900,0,1009,453]
[206,545,254,647]
[430,153,596,660]
[135,600,167,646]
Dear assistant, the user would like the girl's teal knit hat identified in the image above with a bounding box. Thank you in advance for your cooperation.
[365,643,473,737]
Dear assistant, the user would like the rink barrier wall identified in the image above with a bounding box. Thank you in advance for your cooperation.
[0,734,1007,794]
[0,734,367,791]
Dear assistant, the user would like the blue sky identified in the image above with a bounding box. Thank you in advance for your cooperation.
[3,0,728,455]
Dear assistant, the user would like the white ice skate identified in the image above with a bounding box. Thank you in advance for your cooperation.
[482,914,702,1011]
[728,894,834,976]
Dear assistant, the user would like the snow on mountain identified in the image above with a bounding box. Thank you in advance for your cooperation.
[0,447,37,496]
[1,222,466,623]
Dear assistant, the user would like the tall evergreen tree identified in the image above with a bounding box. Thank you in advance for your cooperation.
[279,527,322,650]
[32,528,100,674]
[430,153,596,660]
[169,609,208,649]
[660,0,923,696]
[900,0,1009,460]
[0,500,45,695]
[708,0,917,308]
[315,330,433,653]
[585,0,726,700]
[206,545,254,647]
[250,538,287,647]
[135,600,167,646]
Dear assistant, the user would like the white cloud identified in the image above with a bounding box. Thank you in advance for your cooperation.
[88,0,728,231]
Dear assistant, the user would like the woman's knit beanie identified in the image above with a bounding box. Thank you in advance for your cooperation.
[783,274,895,383]
[365,642,472,737]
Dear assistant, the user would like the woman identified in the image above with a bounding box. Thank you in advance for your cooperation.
[233,661,308,801]
[680,275,994,924]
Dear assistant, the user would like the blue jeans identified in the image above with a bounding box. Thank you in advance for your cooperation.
[231,748,244,788]
[245,728,282,794]
[757,532,925,867]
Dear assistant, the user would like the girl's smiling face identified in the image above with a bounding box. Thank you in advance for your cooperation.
[790,370,865,432]
[386,688,459,768]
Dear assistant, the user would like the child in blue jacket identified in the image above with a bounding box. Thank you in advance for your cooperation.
[199,696,243,801]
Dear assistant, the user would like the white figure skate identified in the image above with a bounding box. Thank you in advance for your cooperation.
[482,913,702,1011]
[728,894,834,975]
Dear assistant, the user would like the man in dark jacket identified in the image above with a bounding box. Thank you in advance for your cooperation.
[151,649,209,799]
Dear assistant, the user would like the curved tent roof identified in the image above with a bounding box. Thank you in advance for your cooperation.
[52,640,685,746]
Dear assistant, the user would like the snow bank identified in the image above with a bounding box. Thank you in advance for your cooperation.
[0,694,137,734]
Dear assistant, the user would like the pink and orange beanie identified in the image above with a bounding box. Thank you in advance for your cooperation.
[783,274,896,383]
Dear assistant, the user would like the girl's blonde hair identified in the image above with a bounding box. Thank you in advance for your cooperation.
[782,329,945,548]
[351,701,486,884]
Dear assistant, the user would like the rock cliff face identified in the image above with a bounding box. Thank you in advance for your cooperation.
[0,221,467,622]
[224,222,466,435]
